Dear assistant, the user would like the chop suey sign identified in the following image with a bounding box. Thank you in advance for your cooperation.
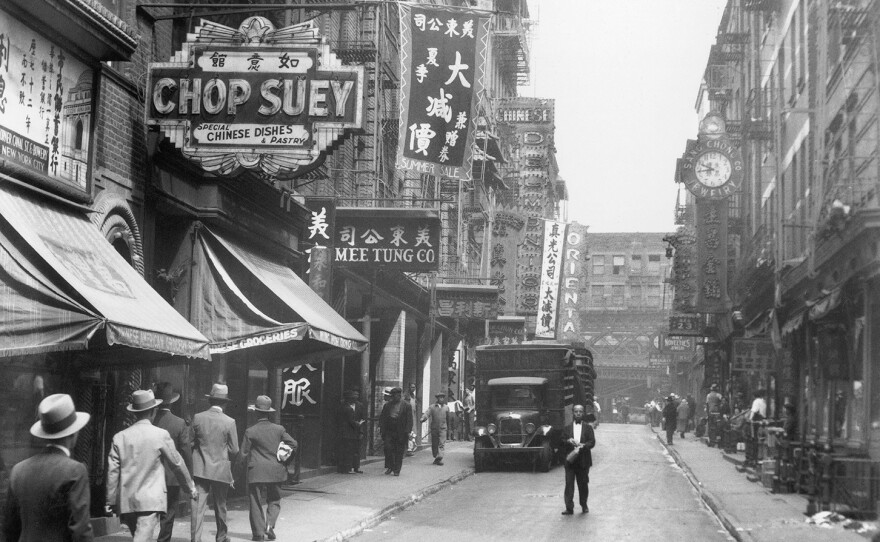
[147,17,363,178]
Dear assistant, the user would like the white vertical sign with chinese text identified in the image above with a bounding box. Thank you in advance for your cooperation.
[535,220,566,339]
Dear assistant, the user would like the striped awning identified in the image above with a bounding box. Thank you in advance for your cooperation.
[0,181,210,359]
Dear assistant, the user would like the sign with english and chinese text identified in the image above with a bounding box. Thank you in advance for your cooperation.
[332,208,441,271]
[535,220,566,338]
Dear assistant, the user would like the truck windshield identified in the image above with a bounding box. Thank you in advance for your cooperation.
[491,386,540,409]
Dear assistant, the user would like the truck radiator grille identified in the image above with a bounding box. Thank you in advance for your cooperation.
[498,418,523,444]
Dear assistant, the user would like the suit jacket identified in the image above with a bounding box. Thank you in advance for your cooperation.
[337,401,365,440]
[192,406,239,483]
[379,399,413,437]
[562,421,595,470]
[2,446,93,542]
[107,419,195,514]
[239,419,297,484]
[153,409,192,487]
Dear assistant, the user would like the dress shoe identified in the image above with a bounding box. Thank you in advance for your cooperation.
[582,505,589,513]
[252,536,265,541]
[561,509,574,515]
[435,461,444,466]
[267,526,276,540]
[353,469,364,474]
[393,471,400,476]
[384,468,393,475]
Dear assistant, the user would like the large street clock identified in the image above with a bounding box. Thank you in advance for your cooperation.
[679,115,744,199]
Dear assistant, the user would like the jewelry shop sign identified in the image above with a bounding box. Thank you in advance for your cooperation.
[333,208,441,271]
[147,17,364,179]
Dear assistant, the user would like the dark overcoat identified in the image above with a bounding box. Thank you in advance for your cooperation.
[153,408,192,487]
[379,399,414,437]
[239,419,297,484]
[561,421,596,470]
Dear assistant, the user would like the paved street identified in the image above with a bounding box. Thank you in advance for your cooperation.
[354,424,732,542]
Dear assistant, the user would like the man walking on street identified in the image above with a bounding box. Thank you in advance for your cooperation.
[378,387,413,476]
[447,393,463,441]
[463,385,475,441]
[561,405,595,515]
[239,396,297,541]
[336,389,365,474]
[3,394,93,542]
[153,382,192,542]
[662,395,678,445]
[107,390,197,542]
[706,384,723,447]
[191,383,239,542]
[421,392,448,466]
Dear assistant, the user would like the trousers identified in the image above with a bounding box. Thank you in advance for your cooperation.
[191,477,230,542]
[157,485,181,542]
[563,465,590,511]
[121,512,160,542]
[248,482,282,538]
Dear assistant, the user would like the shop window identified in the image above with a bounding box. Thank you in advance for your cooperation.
[592,255,605,276]
[612,255,625,275]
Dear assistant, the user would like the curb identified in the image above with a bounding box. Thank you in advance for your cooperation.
[655,433,745,542]
[318,468,475,542]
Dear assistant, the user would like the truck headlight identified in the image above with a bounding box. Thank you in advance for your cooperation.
[525,423,536,434]
[487,423,497,435]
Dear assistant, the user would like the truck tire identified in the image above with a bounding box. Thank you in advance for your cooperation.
[474,440,488,473]
[538,440,552,472]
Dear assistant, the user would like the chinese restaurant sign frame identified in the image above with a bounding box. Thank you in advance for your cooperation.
[146,17,364,179]
[332,208,441,271]
[0,7,94,194]
[396,5,490,180]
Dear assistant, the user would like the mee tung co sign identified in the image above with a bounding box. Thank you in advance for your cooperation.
[147,17,363,179]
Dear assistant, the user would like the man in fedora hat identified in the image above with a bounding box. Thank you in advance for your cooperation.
[191,383,239,542]
[420,392,448,466]
[153,382,192,542]
[336,389,366,474]
[238,396,297,541]
[3,393,93,542]
[379,387,413,476]
[107,389,197,542]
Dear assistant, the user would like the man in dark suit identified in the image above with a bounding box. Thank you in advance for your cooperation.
[239,396,297,541]
[561,404,596,515]
[2,394,93,542]
[191,383,240,542]
[153,382,192,542]
[378,387,413,476]
[337,389,366,474]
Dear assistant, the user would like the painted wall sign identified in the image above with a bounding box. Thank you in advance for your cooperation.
[333,208,440,271]
[660,334,696,352]
[731,337,775,373]
[396,5,490,180]
[147,17,363,179]
[0,8,92,192]
[557,223,588,342]
[535,219,566,339]
[485,319,525,345]
[281,364,321,414]
[668,314,703,336]
[496,106,553,124]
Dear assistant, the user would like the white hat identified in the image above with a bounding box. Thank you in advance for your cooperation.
[30,394,90,439]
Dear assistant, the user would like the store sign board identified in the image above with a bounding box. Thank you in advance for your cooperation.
[535,220,566,339]
[281,364,321,414]
[695,199,730,313]
[332,208,440,271]
[668,314,703,336]
[660,335,696,352]
[485,319,525,345]
[147,17,364,179]
[556,223,588,342]
[0,8,93,192]
[435,285,499,319]
[396,5,490,180]
[731,337,775,373]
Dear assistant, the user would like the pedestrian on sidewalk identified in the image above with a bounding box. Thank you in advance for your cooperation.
[592,396,601,427]
[379,387,413,476]
[705,384,723,447]
[191,383,239,542]
[107,390,197,542]
[447,393,464,441]
[463,384,475,441]
[239,395,297,541]
[336,389,366,474]
[405,385,419,456]
[677,396,689,439]
[153,382,193,542]
[3,394,93,542]
[662,395,678,445]
[421,392,448,466]
[560,405,595,515]
[686,394,696,431]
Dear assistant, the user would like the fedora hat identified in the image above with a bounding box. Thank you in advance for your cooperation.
[253,395,275,413]
[30,394,90,439]
[205,383,231,401]
[155,382,180,405]
[127,389,163,412]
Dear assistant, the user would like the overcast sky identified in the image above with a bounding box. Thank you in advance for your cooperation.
[521,0,727,233]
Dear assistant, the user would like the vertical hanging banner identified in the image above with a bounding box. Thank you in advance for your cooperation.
[557,222,589,342]
[397,5,490,180]
[535,220,566,339]
[695,199,730,313]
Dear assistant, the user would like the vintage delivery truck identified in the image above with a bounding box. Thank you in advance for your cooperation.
[472,342,596,472]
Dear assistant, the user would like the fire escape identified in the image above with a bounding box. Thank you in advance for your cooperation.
[493,0,531,88]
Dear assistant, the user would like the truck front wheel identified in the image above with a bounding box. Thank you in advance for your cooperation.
[538,440,552,472]
[474,440,488,473]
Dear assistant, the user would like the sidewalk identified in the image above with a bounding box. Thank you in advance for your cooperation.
[96,440,475,542]
[650,425,873,541]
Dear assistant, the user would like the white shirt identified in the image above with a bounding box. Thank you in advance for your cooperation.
[47,443,71,457]
[573,420,583,443]
[750,397,767,420]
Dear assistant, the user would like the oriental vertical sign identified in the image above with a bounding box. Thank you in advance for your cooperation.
[695,199,729,313]
[535,220,565,339]
[147,17,364,179]
[557,222,588,342]
[396,5,490,180]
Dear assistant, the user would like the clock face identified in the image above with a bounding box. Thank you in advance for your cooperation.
[694,151,732,187]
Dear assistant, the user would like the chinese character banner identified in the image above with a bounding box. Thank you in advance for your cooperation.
[397,5,489,180]
[332,210,441,271]
[0,8,92,192]
[535,220,566,339]
[695,199,730,313]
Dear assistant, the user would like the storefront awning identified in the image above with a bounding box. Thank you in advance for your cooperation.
[744,309,772,338]
[194,227,368,359]
[0,181,210,359]
[781,311,805,338]
[809,287,842,321]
